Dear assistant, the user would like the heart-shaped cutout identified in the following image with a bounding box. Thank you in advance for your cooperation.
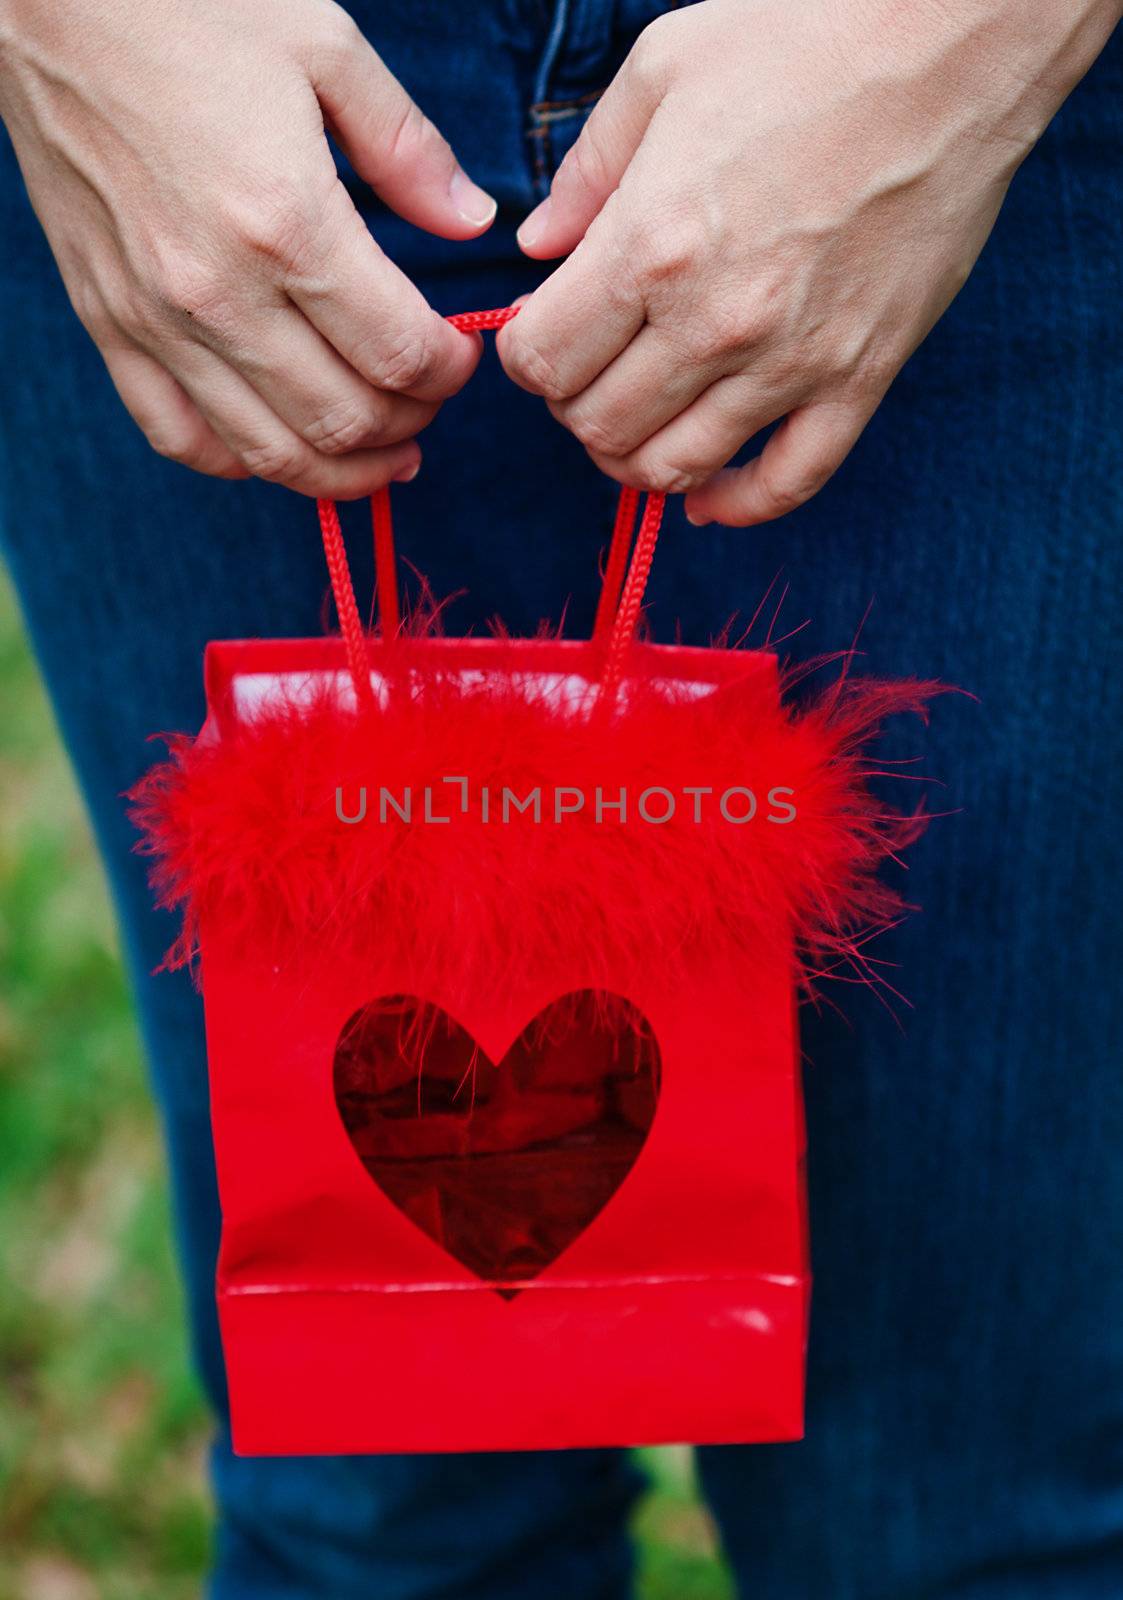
[333,990,661,1296]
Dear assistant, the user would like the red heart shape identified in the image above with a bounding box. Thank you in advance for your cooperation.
[333,990,661,1296]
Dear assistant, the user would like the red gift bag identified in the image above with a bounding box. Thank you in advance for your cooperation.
[133,307,935,1455]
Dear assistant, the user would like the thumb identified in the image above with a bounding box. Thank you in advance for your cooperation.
[517,37,664,260]
[312,24,497,240]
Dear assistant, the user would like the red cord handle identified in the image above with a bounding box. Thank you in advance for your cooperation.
[317,305,664,711]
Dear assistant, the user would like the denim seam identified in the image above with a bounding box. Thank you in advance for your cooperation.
[527,91,602,189]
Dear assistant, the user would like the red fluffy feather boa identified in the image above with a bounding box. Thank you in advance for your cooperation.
[131,631,942,1008]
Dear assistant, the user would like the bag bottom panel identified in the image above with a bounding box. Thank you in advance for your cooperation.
[219,1272,809,1454]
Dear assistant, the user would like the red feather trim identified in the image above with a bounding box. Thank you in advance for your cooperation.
[130,639,943,1006]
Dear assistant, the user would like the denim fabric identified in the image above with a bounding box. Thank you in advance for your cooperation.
[1,1,1121,1595]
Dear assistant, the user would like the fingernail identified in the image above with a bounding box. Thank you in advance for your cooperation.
[449,169,497,228]
[685,508,711,527]
[517,198,551,251]
[393,458,420,484]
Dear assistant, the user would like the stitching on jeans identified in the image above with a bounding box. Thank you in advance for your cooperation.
[527,87,602,186]
[528,120,552,187]
[533,103,598,124]
[531,87,603,118]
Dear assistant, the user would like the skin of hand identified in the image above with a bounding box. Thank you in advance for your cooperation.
[0,0,497,497]
[499,0,1121,527]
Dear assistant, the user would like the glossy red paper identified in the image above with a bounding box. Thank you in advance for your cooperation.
[198,636,810,1455]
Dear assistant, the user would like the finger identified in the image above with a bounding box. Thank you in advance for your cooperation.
[683,401,872,527]
[583,372,783,493]
[312,18,496,239]
[285,181,482,404]
[516,28,667,259]
[497,205,644,401]
[549,322,723,461]
[100,342,248,479]
[205,297,437,456]
[164,339,422,500]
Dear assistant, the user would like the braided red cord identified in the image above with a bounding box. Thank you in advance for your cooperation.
[318,303,664,710]
[446,306,520,333]
[598,491,666,709]
[371,486,400,640]
[317,498,374,707]
[593,485,640,646]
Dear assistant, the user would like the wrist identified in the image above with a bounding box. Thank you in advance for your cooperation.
[841,0,1121,158]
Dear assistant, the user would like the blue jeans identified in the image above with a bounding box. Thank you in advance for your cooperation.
[2,2,1122,1595]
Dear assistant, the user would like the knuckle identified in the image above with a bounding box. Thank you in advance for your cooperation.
[631,13,676,87]
[757,457,828,516]
[240,436,306,484]
[144,251,234,335]
[304,398,385,456]
[225,181,320,272]
[314,6,362,62]
[368,324,442,394]
[759,480,804,517]
[83,309,116,346]
[853,347,897,400]
[807,327,874,393]
[763,347,814,398]
[502,330,570,401]
[67,277,111,340]
[144,424,196,465]
[634,453,702,496]
[110,287,161,343]
[634,216,710,290]
[693,295,775,362]
[566,404,631,459]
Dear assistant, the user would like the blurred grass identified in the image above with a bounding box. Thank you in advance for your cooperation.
[0,569,733,1599]
[0,570,211,1600]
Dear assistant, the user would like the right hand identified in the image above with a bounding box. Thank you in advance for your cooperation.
[0,0,495,496]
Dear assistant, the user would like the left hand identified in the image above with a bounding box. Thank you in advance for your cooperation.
[498,0,1117,526]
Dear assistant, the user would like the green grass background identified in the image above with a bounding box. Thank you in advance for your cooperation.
[0,571,734,1599]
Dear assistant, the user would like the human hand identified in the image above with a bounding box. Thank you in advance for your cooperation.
[499,0,1118,526]
[0,0,495,495]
